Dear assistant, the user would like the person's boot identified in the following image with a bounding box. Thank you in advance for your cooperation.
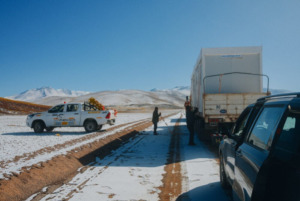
[154,132,158,135]
[188,142,196,146]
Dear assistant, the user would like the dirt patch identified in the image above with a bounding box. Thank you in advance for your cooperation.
[0,97,50,115]
[108,193,116,198]
[158,115,182,201]
[0,113,176,201]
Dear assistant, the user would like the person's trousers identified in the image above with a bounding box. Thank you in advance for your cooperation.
[153,122,158,133]
[187,124,194,143]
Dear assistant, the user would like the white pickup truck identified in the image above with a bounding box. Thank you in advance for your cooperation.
[26,103,116,133]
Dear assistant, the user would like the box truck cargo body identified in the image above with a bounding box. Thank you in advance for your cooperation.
[190,46,270,131]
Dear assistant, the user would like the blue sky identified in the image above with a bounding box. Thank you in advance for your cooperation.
[0,0,299,97]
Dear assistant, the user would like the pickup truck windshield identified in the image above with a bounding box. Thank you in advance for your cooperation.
[48,105,64,113]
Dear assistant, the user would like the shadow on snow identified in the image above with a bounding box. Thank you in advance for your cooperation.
[176,182,232,201]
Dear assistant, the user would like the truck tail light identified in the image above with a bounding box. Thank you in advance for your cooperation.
[105,112,111,119]
[208,118,223,123]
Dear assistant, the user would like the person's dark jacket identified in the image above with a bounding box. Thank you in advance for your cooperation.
[186,108,199,127]
[152,110,160,123]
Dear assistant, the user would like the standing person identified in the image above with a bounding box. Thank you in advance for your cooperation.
[186,106,198,145]
[152,107,161,135]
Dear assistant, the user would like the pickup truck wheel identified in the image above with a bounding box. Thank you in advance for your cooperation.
[85,120,97,132]
[97,125,102,131]
[33,121,44,133]
[220,154,231,189]
[46,127,54,132]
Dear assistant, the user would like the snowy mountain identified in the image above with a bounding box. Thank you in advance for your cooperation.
[151,86,294,96]
[5,86,294,107]
[263,87,293,95]
[32,89,186,107]
[150,86,190,96]
[5,87,189,107]
[6,87,90,102]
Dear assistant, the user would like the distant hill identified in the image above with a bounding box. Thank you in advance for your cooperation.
[6,87,90,102]
[150,86,190,96]
[5,86,294,109]
[31,89,185,107]
[5,87,189,108]
[0,97,50,115]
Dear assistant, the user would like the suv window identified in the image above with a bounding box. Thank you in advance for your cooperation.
[232,108,252,137]
[48,105,65,113]
[67,104,79,112]
[277,113,300,153]
[248,107,284,151]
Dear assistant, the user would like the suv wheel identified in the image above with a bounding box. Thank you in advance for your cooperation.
[33,121,44,133]
[85,120,97,132]
[220,154,231,189]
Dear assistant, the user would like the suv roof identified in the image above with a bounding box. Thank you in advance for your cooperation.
[256,92,300,111]
[257,92,300,102]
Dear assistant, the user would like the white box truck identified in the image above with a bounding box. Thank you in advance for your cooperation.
[190,46,270,134]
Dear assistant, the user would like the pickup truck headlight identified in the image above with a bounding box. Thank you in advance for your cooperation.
[27,114,35,119]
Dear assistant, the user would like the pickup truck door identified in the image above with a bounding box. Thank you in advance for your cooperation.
[63,104,81,126]
[46,104,65,127]
[223,107,252,184]
[233,106,285,201]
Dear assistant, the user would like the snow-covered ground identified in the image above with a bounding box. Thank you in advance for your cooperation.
[1,110,231,200]
[178,120,231,201]
[25,112,231,201]
[0,111,177,179]
[34,113,181,201]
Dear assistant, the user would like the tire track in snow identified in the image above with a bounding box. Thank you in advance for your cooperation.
[2,113,177,201]
[33,113,181,201]
[159,114,183,201]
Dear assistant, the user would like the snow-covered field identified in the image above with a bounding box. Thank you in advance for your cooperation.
[1,110,231,201]
[34,114,181,201]
[25,111,230,201]
[0,111,177,179]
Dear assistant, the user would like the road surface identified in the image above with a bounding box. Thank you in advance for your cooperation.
[23,111,231,201]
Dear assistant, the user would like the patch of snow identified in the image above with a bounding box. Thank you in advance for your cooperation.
[39,113,181,201]
[0,111,178,179]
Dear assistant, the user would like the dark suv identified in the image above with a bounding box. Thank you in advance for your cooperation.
[219,93,300,201]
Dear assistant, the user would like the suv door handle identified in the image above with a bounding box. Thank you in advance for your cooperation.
[74,113,78,115]
[236,150,242,157]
